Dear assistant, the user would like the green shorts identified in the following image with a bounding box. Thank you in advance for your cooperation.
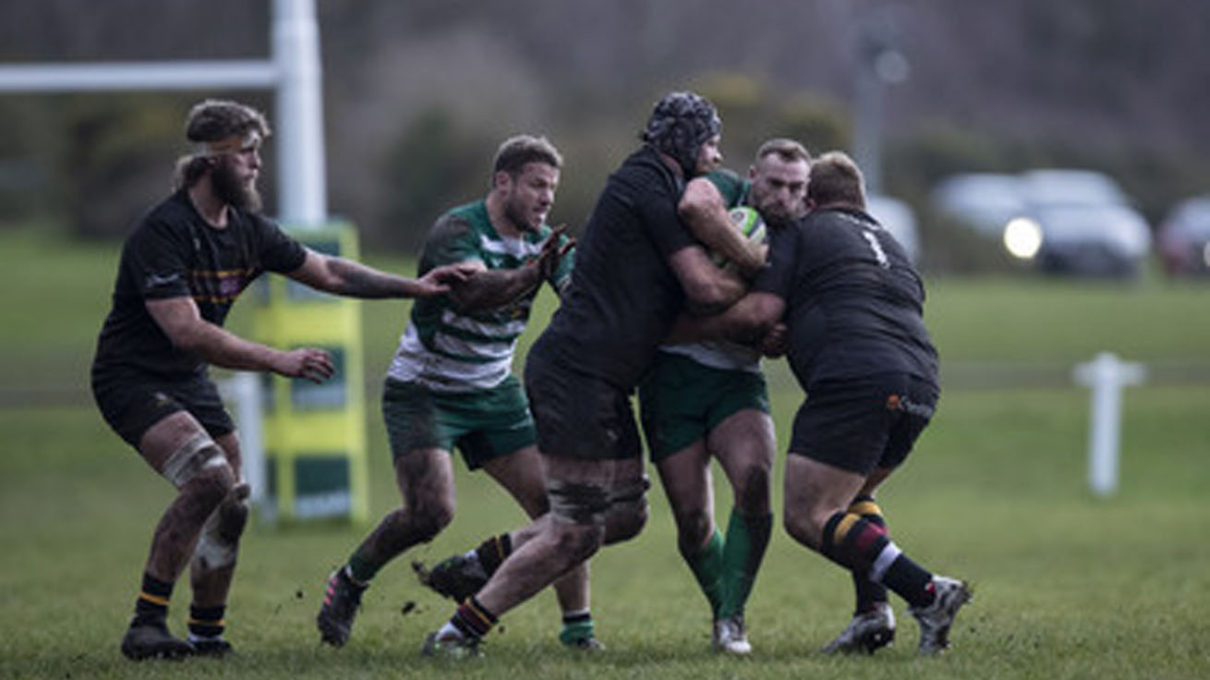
[381,375,536,470]
[638,352,770,462]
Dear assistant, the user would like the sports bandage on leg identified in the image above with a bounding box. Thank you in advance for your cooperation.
[547,480,611,526]
[607,474,650,515]
[193,483,251,571]
[161,432,228,489]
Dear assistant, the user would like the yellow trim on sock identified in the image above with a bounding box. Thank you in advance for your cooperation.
[187,617,226,627]
[834,513,861,543]
[139,592,171,607]
[465,601,495,628]
[849,500,883,517]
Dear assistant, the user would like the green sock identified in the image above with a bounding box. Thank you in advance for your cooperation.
[347,552,380,584]
[559,611,595,646]
[719,509,773,619]
[683,529,725,618]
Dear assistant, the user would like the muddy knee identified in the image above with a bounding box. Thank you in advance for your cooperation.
[604,475,649,545]
[194,483,250,571]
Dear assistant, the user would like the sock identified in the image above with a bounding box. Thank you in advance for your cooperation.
[821,510,935,610]
[187,604,226,640]
[719,509,772,619]
[449,596,497,640]
[878,553,936,609]
[473,534,513,576]
[847,496,890,614]
[132,572,174,627]
[559,609,595,645]
[347,554,378,585]
[682,529,725,618]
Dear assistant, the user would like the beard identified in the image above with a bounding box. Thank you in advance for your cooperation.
[504,194,540,232]
[212,159,262,213]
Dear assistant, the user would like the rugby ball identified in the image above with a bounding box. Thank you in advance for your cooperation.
[712,206,767,267]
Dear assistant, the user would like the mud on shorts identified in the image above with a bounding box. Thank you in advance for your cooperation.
[789,372,938,475]
[91,363,235,448]
[381,375,537,470]
[523,349,643,461]
[638,351,770,462]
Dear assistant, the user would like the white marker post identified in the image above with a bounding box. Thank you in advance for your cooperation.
[1072,352,1145,497]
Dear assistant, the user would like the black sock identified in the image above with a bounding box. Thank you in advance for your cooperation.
[881,554,935,609]
[473,534,513,576]
[451,596,498,640]
[132,572,174,627]
[188,604,226,639]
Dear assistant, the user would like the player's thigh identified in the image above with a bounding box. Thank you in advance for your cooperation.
[138,411,213,473]
[395,447,457,511]
[708,409,775,488]
[654,440,713,522]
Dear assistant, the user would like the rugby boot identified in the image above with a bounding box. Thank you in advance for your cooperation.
[414,554,488,603]
[120,620,195,661]
[316,568,366,647]
[421,630,482,659]
[909,576,973,655]
[822,602,896,654]
[189,636,234,657]
[712,614,752,655]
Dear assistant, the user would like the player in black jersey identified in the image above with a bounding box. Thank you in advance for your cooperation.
[421,92,749,657]
[91,99,471,661]
[670,151,972,656]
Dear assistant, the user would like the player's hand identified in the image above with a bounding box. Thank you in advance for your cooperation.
[413,262,478,297]
[760,322,788,358]
[275,347,335,383]
[534,225,574,280]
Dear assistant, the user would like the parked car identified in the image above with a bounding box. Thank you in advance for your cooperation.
[866,193,921,265]
[1015,169,1150,278]
[1019,168,1130,208]
[1157,195,1210,276]
[933,168,1150,278]
[929,172,1026,237]
[1025,202,1152,278]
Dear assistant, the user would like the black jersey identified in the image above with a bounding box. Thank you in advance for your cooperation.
[93,190,307,378]
[531,147,697,389]
[754,206,938,388]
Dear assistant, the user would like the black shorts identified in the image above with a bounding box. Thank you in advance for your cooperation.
[523,349,642,462]
[91,363,235,448]
[789,373,938,475]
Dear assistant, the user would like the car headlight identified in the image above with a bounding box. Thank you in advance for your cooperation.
[1003,217,1043,260]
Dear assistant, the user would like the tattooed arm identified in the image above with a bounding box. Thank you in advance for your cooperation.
[286,248,474,299]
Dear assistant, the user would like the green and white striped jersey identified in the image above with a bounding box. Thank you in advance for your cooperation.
[387,200,573,391]
[661,169,763,373]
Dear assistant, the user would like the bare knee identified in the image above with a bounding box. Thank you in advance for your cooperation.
[673,508,712,557]
[182,463,236,519]
[733,462,771,515]
[603,476,649,545]
[194,483,250,571]
[405,496,455,543]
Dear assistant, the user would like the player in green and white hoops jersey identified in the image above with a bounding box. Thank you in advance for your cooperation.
[640,139,811,654]
[316,135,600,651]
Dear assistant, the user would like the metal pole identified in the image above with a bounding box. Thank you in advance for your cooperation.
[273,0,327,226]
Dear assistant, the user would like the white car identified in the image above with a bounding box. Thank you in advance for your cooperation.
[929,172,1027,236]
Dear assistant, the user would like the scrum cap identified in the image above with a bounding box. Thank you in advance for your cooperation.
[640,91,721,176]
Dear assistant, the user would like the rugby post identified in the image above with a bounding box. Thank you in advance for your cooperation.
[0,0,369,523]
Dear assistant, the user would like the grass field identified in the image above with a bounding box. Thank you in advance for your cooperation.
[2,228,1208,680]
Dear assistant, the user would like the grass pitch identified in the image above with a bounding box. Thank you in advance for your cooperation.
[2,229,1208,680]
